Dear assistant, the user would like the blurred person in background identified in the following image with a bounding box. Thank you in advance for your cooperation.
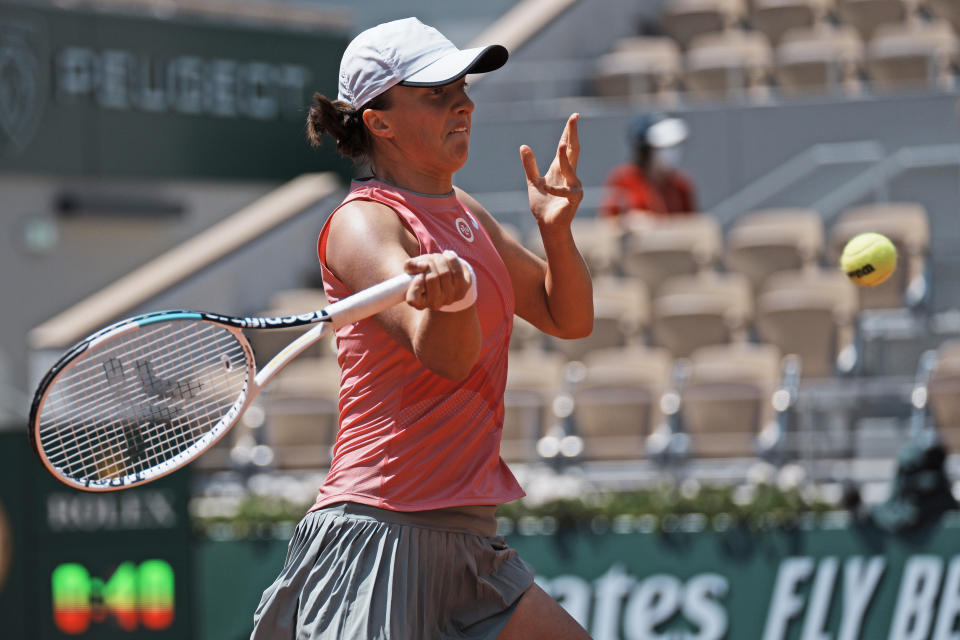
[599,113,698,218]
[250,17,593,640]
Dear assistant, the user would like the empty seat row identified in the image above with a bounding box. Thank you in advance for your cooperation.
[510,335,960,465]
[661,0,957,48]
[501,342,793,463]
[594,19,958,101]
[729,203,929,309]
[527,202,930,312]
[513,267,855,378]
[188,336,960,470]
[200,341,789,469]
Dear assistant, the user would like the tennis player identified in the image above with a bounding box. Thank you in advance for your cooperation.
[251,17,593,639]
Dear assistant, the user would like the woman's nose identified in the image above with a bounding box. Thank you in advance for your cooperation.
[456,94,475,114]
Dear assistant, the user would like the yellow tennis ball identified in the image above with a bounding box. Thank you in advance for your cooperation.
[840,232,897,287]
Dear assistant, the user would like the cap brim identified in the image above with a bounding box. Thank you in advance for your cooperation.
[400,44,508,87]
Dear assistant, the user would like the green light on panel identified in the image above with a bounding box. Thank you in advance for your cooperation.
[103,562,138,631]
[139,559,175,629]
[51,564,91,634]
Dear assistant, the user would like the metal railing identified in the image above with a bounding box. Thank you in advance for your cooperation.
[710,141,887,224]
[814,143,960,221]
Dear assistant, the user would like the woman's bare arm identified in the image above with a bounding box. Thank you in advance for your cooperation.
[456,114,593,339]
[324,199,481,380]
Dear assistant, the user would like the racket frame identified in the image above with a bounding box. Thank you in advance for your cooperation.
[29,273,413,491]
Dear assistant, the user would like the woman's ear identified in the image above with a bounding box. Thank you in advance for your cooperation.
[362,109,393,140]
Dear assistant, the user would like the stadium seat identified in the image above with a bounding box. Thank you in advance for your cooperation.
[572,216,623,276]
[774,24,865,95]
[928,0,960,33]
[865,18,958,91]
[662,0,748,50]
[502,349,566,462]
[510,316,543,352]
[651,271,753,357]
[548,275,650,361]
[526,216,622,277]
[246,288,337,364]
[837,0,918,41]
[264,358,341,469]
[724,208,825,291]
[572,345,674,460]
[593,36,684,102]
[755,268,858,378]
[684,29,774,100]
[751,0,833,45]
[928,340,960,451]
[620,214,722,295]
[828,202,930,309]
[679,342,784,457]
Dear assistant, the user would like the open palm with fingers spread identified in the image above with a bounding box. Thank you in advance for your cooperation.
[519,113,584,228]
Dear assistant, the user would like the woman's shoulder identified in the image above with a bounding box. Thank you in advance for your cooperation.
[324,195,419,273]
[330,197,408,242]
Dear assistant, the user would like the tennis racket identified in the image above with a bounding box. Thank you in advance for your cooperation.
[29,271,417,492]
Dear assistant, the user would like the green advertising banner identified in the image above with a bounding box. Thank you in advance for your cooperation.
[198,515,960,640]
[508,515,960,639]
[0,0,352,180]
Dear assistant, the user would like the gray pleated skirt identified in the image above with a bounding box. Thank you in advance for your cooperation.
[250,502,535,640]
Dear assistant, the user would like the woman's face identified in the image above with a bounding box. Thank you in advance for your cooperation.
[370,78,475,175]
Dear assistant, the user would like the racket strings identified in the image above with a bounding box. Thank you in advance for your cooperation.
[43,327,245,481]
[45,330,231,462]
[36,320,250,485]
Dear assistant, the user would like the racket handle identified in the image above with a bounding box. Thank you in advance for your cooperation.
[324,257,476,328]
[325,273,414,329]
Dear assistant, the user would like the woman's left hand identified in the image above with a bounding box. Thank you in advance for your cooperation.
[520,113,583,228]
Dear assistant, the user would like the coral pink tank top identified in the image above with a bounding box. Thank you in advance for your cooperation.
[311,178,524,511]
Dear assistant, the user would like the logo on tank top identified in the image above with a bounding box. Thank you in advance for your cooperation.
[455,217,475,243]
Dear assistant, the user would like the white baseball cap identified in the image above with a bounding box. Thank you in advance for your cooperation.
[646,118,688,148]
[337,17,509,110]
